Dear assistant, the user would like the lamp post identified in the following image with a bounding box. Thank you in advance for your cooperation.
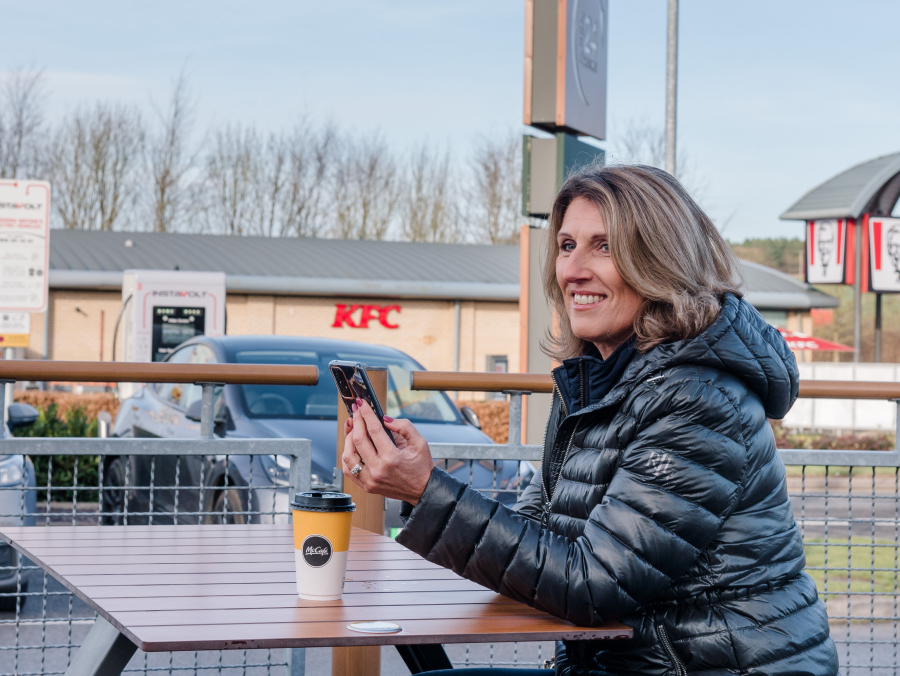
[665,0,679,177]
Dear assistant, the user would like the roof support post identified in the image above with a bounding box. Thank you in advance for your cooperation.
[853,222,862,362]
[875,292,883,363]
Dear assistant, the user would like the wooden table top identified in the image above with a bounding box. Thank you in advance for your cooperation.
[0,524,631,652]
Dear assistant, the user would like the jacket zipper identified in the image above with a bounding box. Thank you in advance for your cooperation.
[656,623,687,676]
[539,370,577,528]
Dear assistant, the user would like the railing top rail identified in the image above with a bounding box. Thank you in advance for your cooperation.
[0,360,318,386]
[411,371,555,393]
[412,371,900,400]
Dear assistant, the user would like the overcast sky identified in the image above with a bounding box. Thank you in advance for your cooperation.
[3,0,900,241]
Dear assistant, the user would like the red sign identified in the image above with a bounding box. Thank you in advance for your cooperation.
[332,304,400,329]
[777,329,854,352]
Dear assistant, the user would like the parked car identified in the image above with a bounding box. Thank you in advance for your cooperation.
[107,336,531,530]
[0,404,38,611]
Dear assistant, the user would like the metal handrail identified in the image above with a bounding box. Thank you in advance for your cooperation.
[412,371,900,401]
[0,360,318,385]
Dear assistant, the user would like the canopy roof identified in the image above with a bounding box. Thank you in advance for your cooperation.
[781,152,900,220]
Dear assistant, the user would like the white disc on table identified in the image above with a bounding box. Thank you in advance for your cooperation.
[347,621,402,634]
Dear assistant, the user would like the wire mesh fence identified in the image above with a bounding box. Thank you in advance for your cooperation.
[787,462,900,676]
[0,449,897,674]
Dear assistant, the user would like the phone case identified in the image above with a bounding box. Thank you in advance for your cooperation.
[329,360,395,445]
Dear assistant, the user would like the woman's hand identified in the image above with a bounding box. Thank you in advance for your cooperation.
[341,399,433,505]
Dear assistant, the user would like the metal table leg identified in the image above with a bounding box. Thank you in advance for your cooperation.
[65,616,137,676]
[395,644,453,673]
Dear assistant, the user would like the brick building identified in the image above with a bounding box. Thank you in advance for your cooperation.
[16,231,838,379]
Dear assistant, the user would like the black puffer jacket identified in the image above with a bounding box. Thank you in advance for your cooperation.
[397,295,838,675]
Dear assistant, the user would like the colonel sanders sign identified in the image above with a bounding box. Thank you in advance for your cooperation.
[868,217,900,292]
[806,219,846,284]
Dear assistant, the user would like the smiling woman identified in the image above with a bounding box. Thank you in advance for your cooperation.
[543,164,743,360]
[344,164,838,676]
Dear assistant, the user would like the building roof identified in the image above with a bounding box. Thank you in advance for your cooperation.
[47,230,837,309]
[781,152,900,220]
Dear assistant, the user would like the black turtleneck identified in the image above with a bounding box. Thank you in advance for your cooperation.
[553,337,637,415]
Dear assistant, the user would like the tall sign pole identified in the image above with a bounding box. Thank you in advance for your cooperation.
[665,0,679,176]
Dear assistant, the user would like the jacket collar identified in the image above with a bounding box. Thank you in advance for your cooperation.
[551,293,799,423]
[552,339,637,416]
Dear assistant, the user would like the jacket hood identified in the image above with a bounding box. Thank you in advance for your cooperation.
[555,294,799,421]
[628,293,799,419]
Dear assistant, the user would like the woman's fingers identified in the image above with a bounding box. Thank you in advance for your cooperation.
[351,406,380,466]
[384,417,422,443]
[356,401,395,453]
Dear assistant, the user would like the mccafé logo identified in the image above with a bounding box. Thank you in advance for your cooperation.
[302,535,333,567]
[332,304,400,329]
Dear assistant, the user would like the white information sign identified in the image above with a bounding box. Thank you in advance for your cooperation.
[0,180,51,312]
[0,312,30,348]
[868,216,900,292]
[806,219,847,284]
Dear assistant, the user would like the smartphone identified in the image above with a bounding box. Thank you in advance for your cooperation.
[329,360,396,446]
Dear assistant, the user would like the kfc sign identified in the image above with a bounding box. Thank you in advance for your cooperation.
[868,217,900,293]
[332,304,400,329]
[806,218,856,285]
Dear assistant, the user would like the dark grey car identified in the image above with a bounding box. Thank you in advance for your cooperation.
[0,405,38,610]
[107,335,530,530]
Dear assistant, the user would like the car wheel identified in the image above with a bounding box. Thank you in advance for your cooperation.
[101,457,128,525]
[207,488,246,525]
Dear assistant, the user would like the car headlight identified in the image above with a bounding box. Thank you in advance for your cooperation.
[261,455,291,487]
[262,455,328,490]
[0,458,23,486]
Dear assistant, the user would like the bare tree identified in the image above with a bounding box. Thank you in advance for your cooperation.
[46,104,144,230]
[613,120,665,168]
[331,135,400,240]
[610,118,707,202]
[254,122,335,238]
[467,133,522,245]
[400,145,459,243]
[201,124,260,236]
[147,71,200,233]
[0,69,45,178]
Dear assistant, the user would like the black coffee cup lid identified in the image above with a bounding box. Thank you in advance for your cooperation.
[291,491,356,512]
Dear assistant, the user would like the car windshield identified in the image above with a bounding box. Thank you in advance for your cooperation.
[231,349,461,424]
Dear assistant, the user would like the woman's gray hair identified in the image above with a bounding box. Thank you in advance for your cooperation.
[542,164,743,359]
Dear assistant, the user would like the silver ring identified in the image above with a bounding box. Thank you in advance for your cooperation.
[350,463,363,476]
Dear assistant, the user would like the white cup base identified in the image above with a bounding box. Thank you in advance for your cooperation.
[297,592,343,601]
[295,550,348,601]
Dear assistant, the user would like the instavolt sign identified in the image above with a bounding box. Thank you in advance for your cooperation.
[0,180,50,314]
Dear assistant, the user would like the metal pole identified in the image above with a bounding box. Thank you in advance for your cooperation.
[505,391,528,446]
[452,300,461,400]
[2,349,13,426]
[853,222,862,362]
[198,383,222,440]
[664,0,679,176]
[875,293,883,363]
[0,379,9,431]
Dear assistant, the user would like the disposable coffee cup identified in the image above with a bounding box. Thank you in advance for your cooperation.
[291,491,355,600]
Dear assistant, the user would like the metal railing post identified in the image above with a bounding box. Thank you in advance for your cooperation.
[286,647,306,676]
[198,382,223,440]
[894,399,900,453]
[505,391,529,446]
[0,379,9,429]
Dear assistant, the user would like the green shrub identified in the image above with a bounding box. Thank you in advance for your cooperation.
[12,404,100,502]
